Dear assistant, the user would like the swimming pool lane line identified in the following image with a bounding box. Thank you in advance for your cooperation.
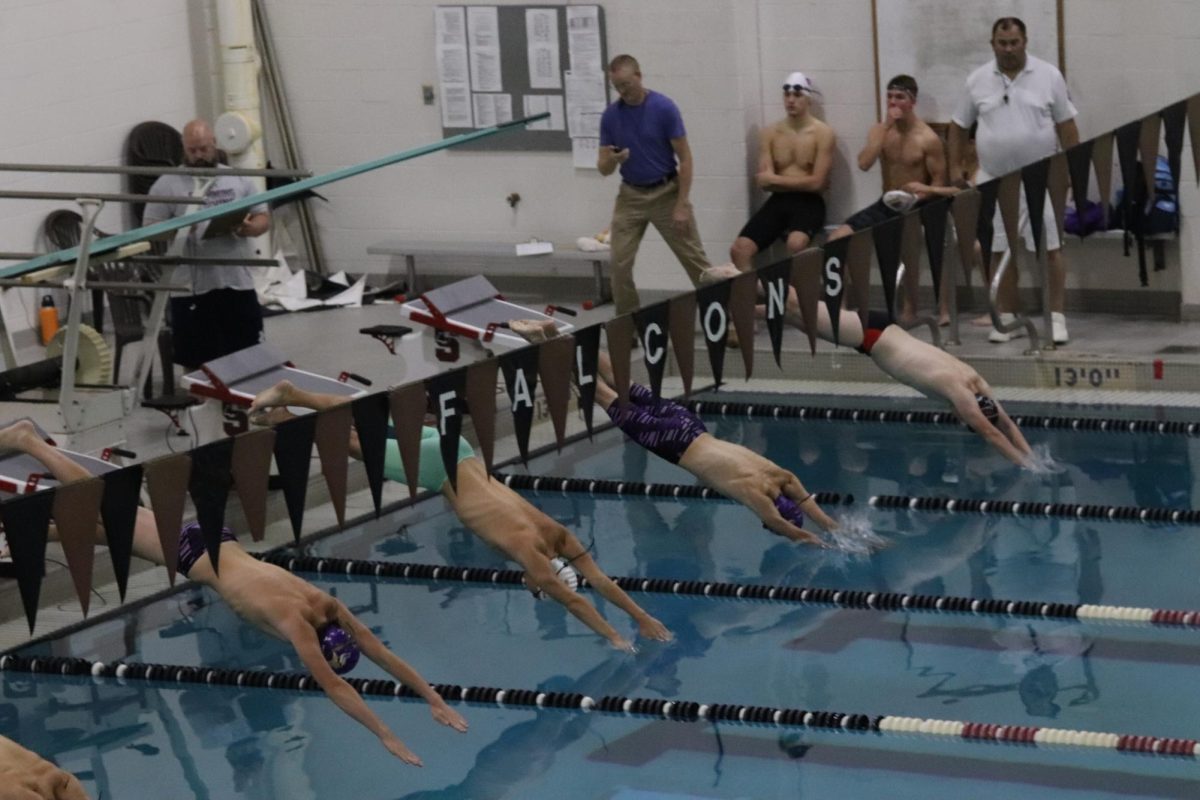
[4,653,1195,759]
[870,494,1200,524]
[493,472,854,506]
[256,553,1200,630]
[687,400,1200,437]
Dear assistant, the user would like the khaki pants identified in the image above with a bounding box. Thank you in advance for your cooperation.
[609,179,710,314]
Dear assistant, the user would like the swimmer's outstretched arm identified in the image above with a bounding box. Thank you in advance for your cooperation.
[333,600,468,733]
[563,550,673,645]
[515,545,638,652]
[277,615,427,766]
[0,734,90,800]
[946,388,1033,467]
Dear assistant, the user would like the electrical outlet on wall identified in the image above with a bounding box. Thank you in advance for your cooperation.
[422,85,435,105]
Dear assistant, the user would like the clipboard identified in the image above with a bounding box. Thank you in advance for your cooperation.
[201,208,249,239]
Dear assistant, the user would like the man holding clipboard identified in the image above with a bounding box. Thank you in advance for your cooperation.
[144,118,270,368]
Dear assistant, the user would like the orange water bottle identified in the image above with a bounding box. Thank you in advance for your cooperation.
[39,295,59,345]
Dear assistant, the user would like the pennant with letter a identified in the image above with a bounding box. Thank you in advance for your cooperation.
[500,344,540,463]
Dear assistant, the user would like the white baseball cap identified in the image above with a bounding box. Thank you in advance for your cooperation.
[783,72,821,96]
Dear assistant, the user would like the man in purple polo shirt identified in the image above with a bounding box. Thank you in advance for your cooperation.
[598,54,710,314]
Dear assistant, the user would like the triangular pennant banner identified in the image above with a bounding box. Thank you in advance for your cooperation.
[1046,153,1069,243]
[871,214,904,325]
[231,428,274,541]
[100,463,142,601]
[1139,112,1163,205]
[539,335,575,450]
[1091,132,1114,228]
[1161,100,1187,200]
[950,188,981,290]
[189,439,235,574]
[694,279,731,386]
[847,229,874,333]
[633,301,671,397]
[791,248,823,355]
[465,359,499,473]
[426,368,467,492]
[730,271,757,379]
[572,325,602,438]
[975,178,1000,274]
[500,344,540,463]
[757,258,792,368]
[388,383,427,499]
[143,453,191,584]
[1065,140,1094,239]
[1021,158,1050,256]
[821,236,850,345]
[350,393,389,515]
[1187,94,1200,184]
[668,294,696,396]
[0,490,54,633]
[272,413,316,540]
[996,173,1023,276]
[1115,120,1141,228]
[52,478,103,616]
[605,315,635,402]
[313,404,352,526]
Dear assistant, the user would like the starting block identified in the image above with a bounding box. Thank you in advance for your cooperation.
[0,419,118,496]
[401,275,573,364]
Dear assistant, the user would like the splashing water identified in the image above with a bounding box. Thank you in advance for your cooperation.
[824,510,888,555]
[1024,443,1064,475]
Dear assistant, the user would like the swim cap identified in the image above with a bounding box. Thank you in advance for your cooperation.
[527,557,581,600]
[976,394,1000,427]
[320,624,361,675]
[773,495,806,529]
[882,189,917,212]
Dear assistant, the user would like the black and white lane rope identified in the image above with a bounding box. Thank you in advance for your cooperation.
[258,554,1200,629]
[869,494,1200,525]
[492,472,853,506]
[3,654,1194,758]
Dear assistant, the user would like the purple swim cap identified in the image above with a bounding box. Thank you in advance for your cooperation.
[774,495,806,529]
[320,624,361,675]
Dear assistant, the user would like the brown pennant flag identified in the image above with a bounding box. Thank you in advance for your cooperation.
[730,270,757,379]
[231,428,275,541]
[313,404,352,527]
[389,383,428,499]
[1091,132,1114,228]
[950,188,982,287]
[539,334,575,450]
[791,248,823,355]
[1046,153,1069,243]
[996,172,1023,273]
[465,359,499,474]
[1139,113,1163,204]
[1188,93,1200,184]
[52,478,103,616]
[899,212,924,318]
[668,293,696,395]
[605,315,635,403]
[847,228,874,332]
[0,490,53,633]
[143,453,192,586]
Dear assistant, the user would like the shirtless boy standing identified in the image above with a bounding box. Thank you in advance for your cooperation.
[829,75,947,322]
[729,72,835,271]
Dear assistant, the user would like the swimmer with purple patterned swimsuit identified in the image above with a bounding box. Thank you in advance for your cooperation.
[510,320,839,545]
[0,419,467,767]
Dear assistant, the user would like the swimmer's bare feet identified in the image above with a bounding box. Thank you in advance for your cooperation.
[250,380,295,415]
[639,616,674,642]
[0,420,39,454]
[249,407,295,427]
[509,318,558,343]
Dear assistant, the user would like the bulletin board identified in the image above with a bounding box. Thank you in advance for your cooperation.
[435,4,609,156]
[872,0,1064,123]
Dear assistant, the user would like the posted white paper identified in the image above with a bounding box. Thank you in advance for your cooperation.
[467,6,502,92]
[572,137,599,169]
[566,6,603,75]
[525,8,562,89]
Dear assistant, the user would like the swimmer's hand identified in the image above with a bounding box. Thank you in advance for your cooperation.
[611,636,638,654]
[382,735,423,766]
[639,617,674,643]
[431,701,469,733]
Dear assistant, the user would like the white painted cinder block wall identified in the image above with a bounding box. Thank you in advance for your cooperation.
[2,0,1199,343]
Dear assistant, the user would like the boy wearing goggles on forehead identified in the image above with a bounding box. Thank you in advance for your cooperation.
[828,74,949,324]
[730,72,835,275]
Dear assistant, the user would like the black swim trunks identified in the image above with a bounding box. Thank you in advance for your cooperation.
[606,383,708,464]
[737,192,826,250]
[842,197,901,232]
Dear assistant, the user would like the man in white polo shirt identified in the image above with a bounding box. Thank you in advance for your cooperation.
[949,17,1079,344]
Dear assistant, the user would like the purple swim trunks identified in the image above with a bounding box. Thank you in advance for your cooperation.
[606,383,708,463]
[177,521,238,576]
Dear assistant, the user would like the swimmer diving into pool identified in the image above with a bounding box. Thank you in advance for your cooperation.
[509,320,841,547]
[248,382,674,654]
[0,420,466,768]
[704,263,1034,467]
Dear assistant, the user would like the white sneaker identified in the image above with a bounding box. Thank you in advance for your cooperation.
[1052,312,1069,344]
[988,312,1026,343]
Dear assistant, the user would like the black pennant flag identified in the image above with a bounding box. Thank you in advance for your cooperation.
[273,412,316,542]
[351,392,390,515]
[1021,158,1051,256]
[758,258,792,368]
[500,345,540,463]
[1065,140,1094,239]
[975,178,1000,274]
[821,236,850,345]
[872,214,904,324]
[100,463,143,601]
[919,199,951,299]
[695,278,732,387]
[0,490,53,633]
[633,301,671,398]
[1115,120,1141,228]
[572,324,601,439]
[188,439,234,574]
[1161,100,1187,201]
[427,368,467,491]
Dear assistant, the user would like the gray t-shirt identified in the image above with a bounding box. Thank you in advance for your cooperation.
[143,168,268,295]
